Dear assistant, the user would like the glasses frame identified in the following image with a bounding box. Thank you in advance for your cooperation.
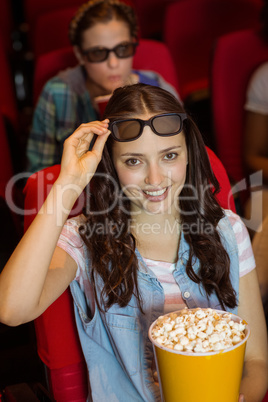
[81,41,138,63]
[109,113,188,142]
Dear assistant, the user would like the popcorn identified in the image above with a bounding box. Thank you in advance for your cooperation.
[151,308,246,353]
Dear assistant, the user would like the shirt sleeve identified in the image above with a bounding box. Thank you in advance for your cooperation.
[225,210,256,277]
[57,216,95,311]
[27,79,58,172]
[57,216,87,281]
[26,78,78,173]
[244,62,268,115]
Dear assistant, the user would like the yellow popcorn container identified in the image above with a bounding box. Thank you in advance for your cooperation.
[148,309,250,402]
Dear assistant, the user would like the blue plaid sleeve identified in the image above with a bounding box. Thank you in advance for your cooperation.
[27,77,96,173]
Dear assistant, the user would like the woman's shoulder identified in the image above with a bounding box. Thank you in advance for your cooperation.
[58,214,86,246]
[43,65,86,95]
[245,62,268,111]
[220,209,251,245]
[220,209,246,231]
[249,62,268,85]
[57,214,88,265]
[63,214,87,234]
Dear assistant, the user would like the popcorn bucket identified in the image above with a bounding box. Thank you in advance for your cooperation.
[148,309,250,402]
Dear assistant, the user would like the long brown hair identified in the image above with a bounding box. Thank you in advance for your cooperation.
[80,84,237,312]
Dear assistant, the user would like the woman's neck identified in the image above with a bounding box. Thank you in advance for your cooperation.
[131,212,181,263]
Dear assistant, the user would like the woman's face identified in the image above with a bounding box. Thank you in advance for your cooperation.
[77,19,134,96]
[112,113,188,218]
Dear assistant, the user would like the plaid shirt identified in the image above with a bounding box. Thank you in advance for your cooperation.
[27,66,179,173]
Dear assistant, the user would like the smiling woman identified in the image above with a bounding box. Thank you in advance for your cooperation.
[0,84,267,401]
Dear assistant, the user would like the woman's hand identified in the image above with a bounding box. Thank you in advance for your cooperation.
[59,119,110,189]
[238,394,245,402]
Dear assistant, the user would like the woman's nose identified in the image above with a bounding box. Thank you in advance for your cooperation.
[107,51,119,68]
[145,164,163,186]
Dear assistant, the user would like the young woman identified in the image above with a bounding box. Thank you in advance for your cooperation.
[26,0,179,173]
[1,84,267,401]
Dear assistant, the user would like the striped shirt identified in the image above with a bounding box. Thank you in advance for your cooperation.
[57,210,255,314]
[145,210,255,313]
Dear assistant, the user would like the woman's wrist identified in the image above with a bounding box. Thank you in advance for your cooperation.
[37,177,84,226]
[54,177,84,211]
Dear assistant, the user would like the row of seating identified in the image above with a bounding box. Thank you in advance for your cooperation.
[1,0,264,97]
[21,0,263,101]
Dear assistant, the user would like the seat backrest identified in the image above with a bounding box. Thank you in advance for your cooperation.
[164,0,262,101]
[32,6,78,59]
[0,111,22,236]
[131,0,169,39]
[0,112,13,200]
[23,149,235,399]
[23,0,84,49]
[211,29,268,184]
[0,0,14,54]
[0,36,18,134]
[33,38,180,104]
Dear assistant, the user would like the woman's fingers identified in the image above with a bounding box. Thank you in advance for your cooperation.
[60,120,111,188]
[91,129,111,155]
[62,120,109,161]
[70,119,109,143]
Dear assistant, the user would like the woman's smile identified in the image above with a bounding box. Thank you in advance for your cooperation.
[142,186,171,202]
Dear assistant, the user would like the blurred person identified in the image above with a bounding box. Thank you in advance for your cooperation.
[26,0,179,173]
[252,216,268,327]
[243,0,268,231]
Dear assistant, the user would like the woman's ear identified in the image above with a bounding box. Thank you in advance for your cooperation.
[73,46,85,65]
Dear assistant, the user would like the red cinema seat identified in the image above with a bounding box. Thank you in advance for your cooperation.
[211,29,268,185]
[0,112,13,201]
[0,111,21,236]
[0,36,18,135]
[0,0,14,54]
[23,0,84,51]
[164,0,262,102]
[32,7,78,59]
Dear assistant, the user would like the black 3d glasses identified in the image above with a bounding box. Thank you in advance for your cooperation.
[109,113,187,142]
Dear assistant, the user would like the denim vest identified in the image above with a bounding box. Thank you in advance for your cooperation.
[70,213,239,401]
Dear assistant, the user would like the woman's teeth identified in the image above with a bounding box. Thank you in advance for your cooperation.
[144,188,167,196]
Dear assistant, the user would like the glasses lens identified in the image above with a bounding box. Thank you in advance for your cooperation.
[152,114,182,135]
[114,43,136,58]
[112,120,141,141]
[86,48,108,62]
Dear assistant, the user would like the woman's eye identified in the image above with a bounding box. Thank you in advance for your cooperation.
[125,158,140,166]
[164,153,177,160]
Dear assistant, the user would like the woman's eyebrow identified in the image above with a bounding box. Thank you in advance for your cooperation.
[120,146,182,157]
